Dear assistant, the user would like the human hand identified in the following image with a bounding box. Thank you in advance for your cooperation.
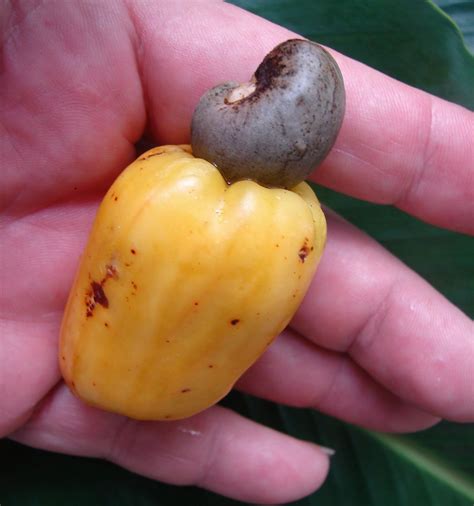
[1,2,473,504]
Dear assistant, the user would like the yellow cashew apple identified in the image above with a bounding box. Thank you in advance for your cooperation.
[59,145,326,420]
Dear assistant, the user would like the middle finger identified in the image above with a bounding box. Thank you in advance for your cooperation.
[291,210,474,422]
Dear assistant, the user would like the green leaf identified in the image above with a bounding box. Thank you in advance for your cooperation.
[239,398,474,506]
[0,438,243,506]
[434,0,474,53]
[2,1,473,505]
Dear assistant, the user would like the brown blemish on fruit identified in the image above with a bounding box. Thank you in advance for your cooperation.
[91,282,108,308]
[131,281,138,291]
[208,364,214,368]
[298,238,310,262]
[131,249,136,255]
[194,301,199,306]
[85,264,118,316]
[181,388,191,393]
[104,322,109,328]
[230,319,240,325]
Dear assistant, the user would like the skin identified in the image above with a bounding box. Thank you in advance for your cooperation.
[191,39,345,188]
[0,1,473,504]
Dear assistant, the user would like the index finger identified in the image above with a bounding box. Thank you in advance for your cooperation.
[314,53,474,235]
[142,2,473,234]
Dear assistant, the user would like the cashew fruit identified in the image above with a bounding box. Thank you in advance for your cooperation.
[59,145,326,420]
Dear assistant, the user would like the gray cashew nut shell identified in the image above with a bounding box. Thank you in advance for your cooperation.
[191,39,345,189]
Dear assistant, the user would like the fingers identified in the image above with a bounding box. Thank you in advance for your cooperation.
[291,211,474,422]
[314,63,474,234]
[0,198,97,316]
[0,318,61,437]
[130,2,292,143]
[12,385,329,504]
[4,1,472,232]
[130,2,473,233]
[0,199,97,436]
[3,0,472,446]
[237,329,439,433]
[1,1,143,214]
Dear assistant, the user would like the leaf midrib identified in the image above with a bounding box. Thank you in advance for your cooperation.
[368,431,474,500]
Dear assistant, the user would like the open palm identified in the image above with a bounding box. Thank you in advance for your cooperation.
[1,2,473,504]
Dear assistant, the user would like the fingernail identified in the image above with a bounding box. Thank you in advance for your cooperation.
[318,445,336,456]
